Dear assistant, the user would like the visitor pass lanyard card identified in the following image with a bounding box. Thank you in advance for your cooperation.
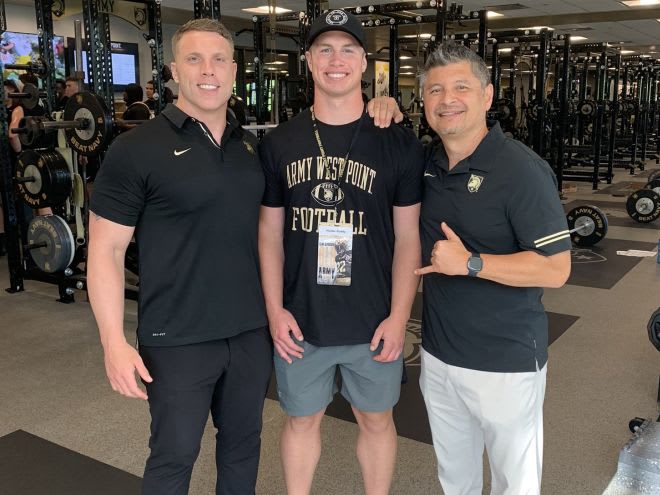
[317,222,353,287]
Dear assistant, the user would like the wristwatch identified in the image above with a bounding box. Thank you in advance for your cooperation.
[467,253,482,277]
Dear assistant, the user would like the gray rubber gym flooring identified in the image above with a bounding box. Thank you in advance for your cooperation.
[1,161,659,495]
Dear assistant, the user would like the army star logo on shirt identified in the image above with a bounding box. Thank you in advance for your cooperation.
[243,141,255,154]
[467,174,484,193]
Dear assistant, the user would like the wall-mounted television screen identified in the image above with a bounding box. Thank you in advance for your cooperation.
[0,31,66,82]
[66,38,140,91]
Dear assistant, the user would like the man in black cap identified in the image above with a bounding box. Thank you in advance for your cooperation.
[259,9,423,495]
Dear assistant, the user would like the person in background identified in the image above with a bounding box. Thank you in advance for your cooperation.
[54,78,68,111]
[144,80,156,111]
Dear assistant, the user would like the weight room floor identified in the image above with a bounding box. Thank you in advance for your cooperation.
[0,160,659,495]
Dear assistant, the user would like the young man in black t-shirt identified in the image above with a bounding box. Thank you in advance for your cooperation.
[259,10,423,494]
[87,19,271,495]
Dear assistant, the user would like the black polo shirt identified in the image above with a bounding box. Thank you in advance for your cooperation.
[91,104,267,346]
[420,122,571,373]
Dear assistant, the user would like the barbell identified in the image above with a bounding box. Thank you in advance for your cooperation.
[8,83,46,110]
[25,215,76,273]
[626,188,660,223]
[3,59,49,76]
[12,91,146,156]
[15,149,72,208]
[566,205,608,246]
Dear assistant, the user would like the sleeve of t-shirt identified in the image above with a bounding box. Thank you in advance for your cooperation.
[393,128,424,206]
[259,134,284,207]
[89,136,145,227]
[507,155,571,256]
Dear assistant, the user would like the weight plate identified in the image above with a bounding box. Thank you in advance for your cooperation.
[63,91,113,157]
[626,188,660,223]
[15,150,72,208]
[648,170,660,182]
[645,178,660,196]
[648,308,660,352]
[566,205,608,246]
[579,100,596,117]
[21,83,40,110]
[26,215,76,273]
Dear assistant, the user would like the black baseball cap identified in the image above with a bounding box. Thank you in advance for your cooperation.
[306,9,367,51]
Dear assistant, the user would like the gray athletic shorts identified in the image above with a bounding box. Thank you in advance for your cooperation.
[274,339,403,417]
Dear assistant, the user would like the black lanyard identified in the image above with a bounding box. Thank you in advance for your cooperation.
[310,104,365,202]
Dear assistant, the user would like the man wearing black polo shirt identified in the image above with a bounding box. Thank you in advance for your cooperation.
[259,10,423,495]
[414,43,571,495]
[87,19,271,495]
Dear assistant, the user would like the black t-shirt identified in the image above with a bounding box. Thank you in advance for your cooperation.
[420,122,571,373]
[91,105,267,346]
[260,109,424,346]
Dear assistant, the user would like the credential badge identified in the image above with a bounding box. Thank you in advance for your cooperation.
[467,174,484,193]
[326,10,348,26]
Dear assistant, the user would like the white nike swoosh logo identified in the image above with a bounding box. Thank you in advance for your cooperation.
[424,172,437,177]
[174,148,191,156]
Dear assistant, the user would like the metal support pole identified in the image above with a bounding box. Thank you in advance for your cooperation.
[591,51,606,190]
[640,68,649,163]
[147,0,166,114]
[555,36,570,194]
[253,17,266,124]
[306,0,320,23]
[491,42,499,100]
[82,1,114,115]
[35,0,56,114]
[607,54,621,184]
[434,0,446,48]
[0,70,24,293]
[194,0,221,20]
[236,49,246,101]
[389,23,398,98]
[0,0,6,32]
[477,10,487,60]
[533,31,549,157]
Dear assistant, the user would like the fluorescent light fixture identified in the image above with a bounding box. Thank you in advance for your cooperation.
[518,26,554,31]
[402,33,433,39]
[487,11,503,18]
[620,0,660,6]
[400,55,412,59]
[498,47,513,52]
[242,5,292,14]
[400,72,414,75]
[620,49,635,54]
[570,35,588,41]
[400,65,414,69]
[265,60,286,65]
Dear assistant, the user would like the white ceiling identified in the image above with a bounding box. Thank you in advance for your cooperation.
[158,0,660,54]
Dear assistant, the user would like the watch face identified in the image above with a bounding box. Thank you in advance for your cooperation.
[468,256,483,272]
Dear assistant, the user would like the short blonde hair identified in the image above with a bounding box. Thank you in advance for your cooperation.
[172,18,234,58]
